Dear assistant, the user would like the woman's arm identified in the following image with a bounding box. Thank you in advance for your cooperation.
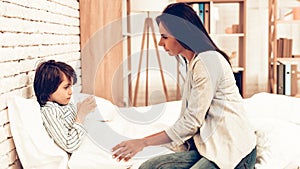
[112,131,171,161]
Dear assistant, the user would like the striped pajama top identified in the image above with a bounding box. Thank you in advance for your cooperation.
[41,101,86,153]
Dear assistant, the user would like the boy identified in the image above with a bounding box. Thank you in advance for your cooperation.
[33,60,96,153]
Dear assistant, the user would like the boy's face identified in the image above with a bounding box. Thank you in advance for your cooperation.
[49,73,73,105]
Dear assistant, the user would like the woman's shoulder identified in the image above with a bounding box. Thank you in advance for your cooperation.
[191,51,223,67]
[196,51,231,70]
[197,50,224,61]
[191,51,232,82]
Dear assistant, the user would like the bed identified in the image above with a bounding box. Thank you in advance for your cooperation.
[7,92,300,169]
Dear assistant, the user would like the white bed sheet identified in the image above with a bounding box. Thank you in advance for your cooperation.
[71,93,300,169]
[7,92,300,169]
[244,93,300,169]
[69,93,180,169]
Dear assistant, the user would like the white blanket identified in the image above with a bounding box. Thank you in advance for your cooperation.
[7,93,178,169]
[7,92,300,169]
[69,93,179,169]
[243,93,300,169]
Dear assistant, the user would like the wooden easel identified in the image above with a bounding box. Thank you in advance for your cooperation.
[132,13,169,106]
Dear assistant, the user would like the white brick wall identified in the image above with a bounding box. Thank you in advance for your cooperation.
[0,0,81,168]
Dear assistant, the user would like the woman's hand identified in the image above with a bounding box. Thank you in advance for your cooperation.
[112,138,148,162]
[112,131,171,162]
[76,96,97,123]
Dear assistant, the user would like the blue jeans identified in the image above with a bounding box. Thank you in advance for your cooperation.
[138,147,256,169]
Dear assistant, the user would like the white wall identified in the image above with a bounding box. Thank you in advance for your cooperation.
[0,0,81,168]
[246,0,269,97]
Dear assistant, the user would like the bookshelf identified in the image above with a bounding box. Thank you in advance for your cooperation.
[268,0,300,96]
[176,0,247,96]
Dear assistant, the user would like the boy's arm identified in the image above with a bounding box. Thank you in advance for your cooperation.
[41,105,86,153]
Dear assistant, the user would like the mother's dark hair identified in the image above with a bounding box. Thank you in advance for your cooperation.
[156,2,230,64]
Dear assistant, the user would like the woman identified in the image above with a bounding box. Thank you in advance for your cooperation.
[112,3,256,169]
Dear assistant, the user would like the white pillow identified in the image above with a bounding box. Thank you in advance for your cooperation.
[7,96,69,169]
[244,92,300,124]
[248,118,300,169]
[244,93,300,169]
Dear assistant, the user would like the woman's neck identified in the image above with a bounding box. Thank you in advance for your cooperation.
[181,50,196,62]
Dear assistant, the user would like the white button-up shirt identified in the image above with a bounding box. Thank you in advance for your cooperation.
[165,51,256,169]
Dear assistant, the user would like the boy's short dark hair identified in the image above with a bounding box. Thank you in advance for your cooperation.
[33,60,77,106]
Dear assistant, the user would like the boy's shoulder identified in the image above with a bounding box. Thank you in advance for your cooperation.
[42,102,76,112]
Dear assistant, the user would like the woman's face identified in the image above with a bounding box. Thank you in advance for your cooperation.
[158,23,185,56]
[49,73,73,105]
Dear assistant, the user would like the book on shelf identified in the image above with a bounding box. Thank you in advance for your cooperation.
[199,3,204,23]
[191,2,210,32]
[277,63,284,94]
[277,38,293,58]
[291,64,297,96]
[192,3,204,22]
[204,3,210,33]
[277,61,298,96]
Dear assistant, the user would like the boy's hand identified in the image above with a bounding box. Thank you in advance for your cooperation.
[76,96,97,123]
